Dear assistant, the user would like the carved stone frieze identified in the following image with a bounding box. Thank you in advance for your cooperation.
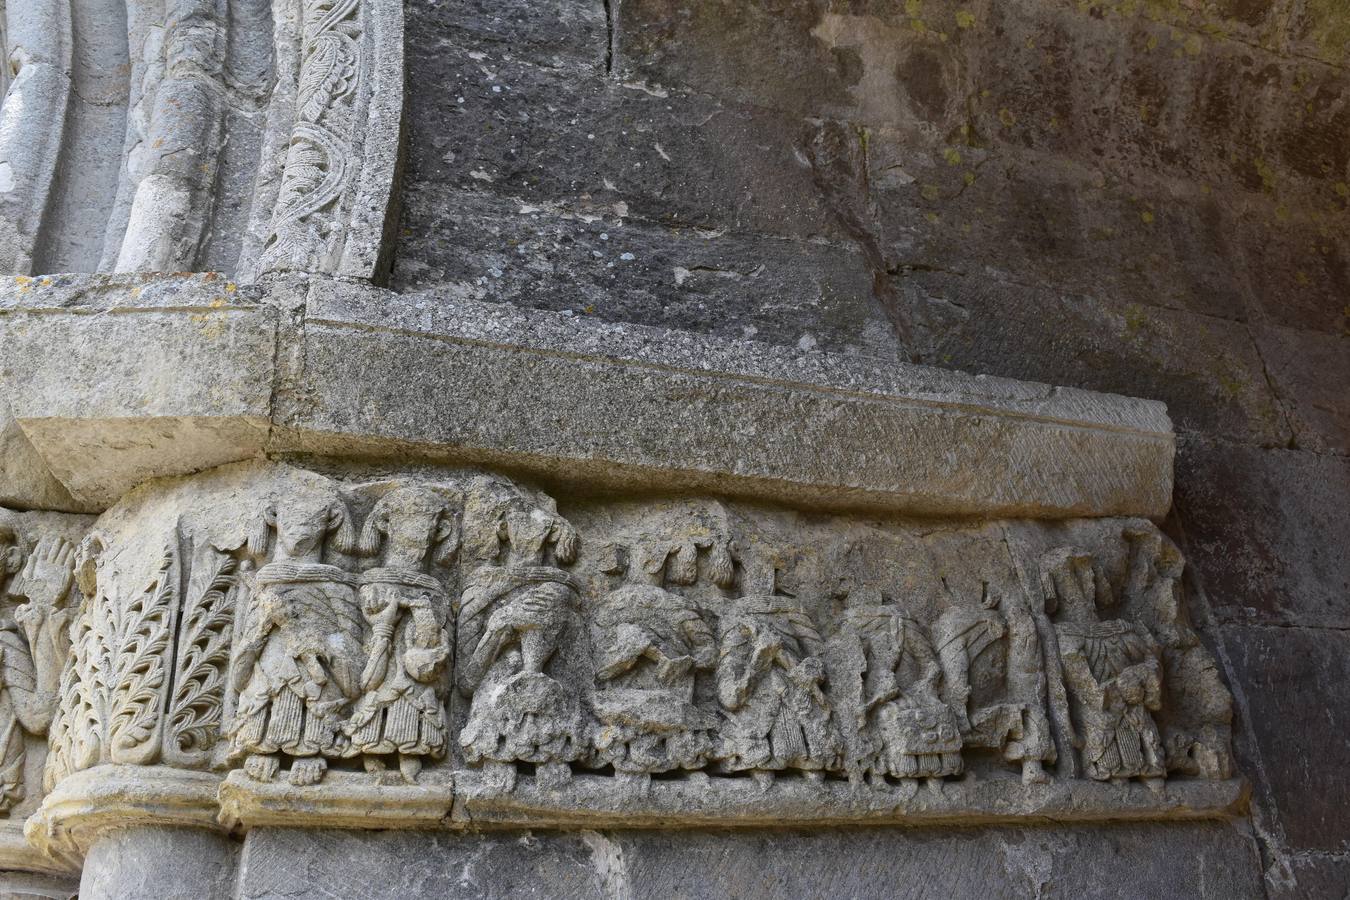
[22,460,1240,856]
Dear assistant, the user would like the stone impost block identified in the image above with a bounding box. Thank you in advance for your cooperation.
[0,273,1174,519]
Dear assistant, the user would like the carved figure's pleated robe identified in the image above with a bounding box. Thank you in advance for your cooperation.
[345,571,451,757]
[1056,618,1166,780]
[715,597,841,772]
[457,565,586,765]
[591,585,718,773]
[229,563,363,760]
[0,621,34,810]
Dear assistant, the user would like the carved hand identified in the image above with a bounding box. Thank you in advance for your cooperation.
[18,537,76,609]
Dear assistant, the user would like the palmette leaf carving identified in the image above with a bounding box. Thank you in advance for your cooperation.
[164,556,239,764]
[106,549,176,762]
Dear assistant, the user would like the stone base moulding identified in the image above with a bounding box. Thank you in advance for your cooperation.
[24,766,223,867]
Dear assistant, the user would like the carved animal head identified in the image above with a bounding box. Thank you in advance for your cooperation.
[357,486,462,568]
[250,493,358,562]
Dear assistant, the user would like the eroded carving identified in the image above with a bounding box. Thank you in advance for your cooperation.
[344,486,458,783]
[227,491,362,786]
[0,517,76,811]
[934,582,1056,785]
[714,593,841,783]
[830,593,962,786]
[590,538,723,782]
[1044,548,1166,786]
[456,482,585,790]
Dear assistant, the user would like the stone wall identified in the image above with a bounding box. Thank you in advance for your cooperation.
[0,0,1344,897]
[395,1,1349,894]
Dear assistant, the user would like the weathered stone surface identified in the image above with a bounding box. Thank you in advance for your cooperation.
[0,274,1176,520]
[233,821,1264,899]
[0,408,86,514]
[1221,624,1350,856]
[0,275,275,507]
[1252,325,1350,456]
[78,826,238,900]
[1174,438,1350,629]
[0,870,78,900]
[897,270,1293,448]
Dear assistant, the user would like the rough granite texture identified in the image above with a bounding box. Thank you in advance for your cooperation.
[390,0,1350,896]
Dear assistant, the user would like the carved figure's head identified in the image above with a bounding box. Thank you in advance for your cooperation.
[0,514,23,588]
[250,493,357,563]
[357,486,462,569]
[498,507,578,568]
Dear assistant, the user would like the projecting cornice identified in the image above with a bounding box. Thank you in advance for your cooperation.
[0,273,1174,519]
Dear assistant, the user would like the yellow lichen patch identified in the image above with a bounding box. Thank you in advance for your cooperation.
[1295,271,1311,285]
[963,171,976,186]
[905,0,922,15]
[921,184,942,201]
[1253,157,1277,193]
[998,108,1016,127]
[955,10,975,29]
[924,211,940,223]
[1122,303,1148,335]
[1184,34,1202,56]
[1140,210,1155,224]
[1335,182,1349,199]
[942,147,963,166]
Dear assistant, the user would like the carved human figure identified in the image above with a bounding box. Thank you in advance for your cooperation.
[1121,528,1234,780]
[934,582,1056,784]
[1044,549,1166,785]
[591,541,719,782]
[344,487,458,783]
[715,594,841,784]
[830,591,962,785]
[227,493,362,786]
[457,504,585,789]
[0,519,77,812]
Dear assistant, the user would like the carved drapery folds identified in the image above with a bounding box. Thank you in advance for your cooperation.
[12,460,1239,856]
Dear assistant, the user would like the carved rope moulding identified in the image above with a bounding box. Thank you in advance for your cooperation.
[5,461,1243,855]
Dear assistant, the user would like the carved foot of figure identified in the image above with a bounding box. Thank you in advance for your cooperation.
[289,756,328,786]
[537,760,573,791]
[616,771,651,796]
[1142,776,1165,795]
[363,755,387,774]
[866,770,888,790]
[244,754,281,783]
[399,754,423,784]
[482,761,518,793]
[804,770,825,785]
[1021,760,1050,785]
[925,777,945,798]
[751,770,775,791]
